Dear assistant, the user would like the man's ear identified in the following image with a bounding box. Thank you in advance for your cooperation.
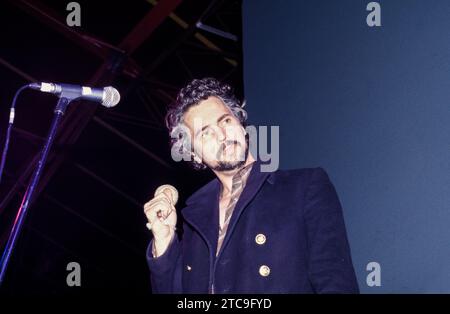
[241,125,247,135]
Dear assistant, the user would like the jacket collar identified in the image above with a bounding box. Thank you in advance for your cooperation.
[182,159,273,255]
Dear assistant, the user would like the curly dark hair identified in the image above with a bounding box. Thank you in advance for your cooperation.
[165,77,247,170]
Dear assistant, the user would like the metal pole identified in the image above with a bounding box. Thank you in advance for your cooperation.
[0,97,70,285]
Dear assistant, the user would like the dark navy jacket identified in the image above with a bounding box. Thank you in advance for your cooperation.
[147,162,359,293]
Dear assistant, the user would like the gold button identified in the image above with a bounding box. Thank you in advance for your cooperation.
[259,265,270,277]
[186,265,192,271]
[255,233,266,245]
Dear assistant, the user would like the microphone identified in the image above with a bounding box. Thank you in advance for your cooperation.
[28,82,120,108]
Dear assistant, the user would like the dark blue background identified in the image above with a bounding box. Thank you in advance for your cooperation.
[243,0,450,292]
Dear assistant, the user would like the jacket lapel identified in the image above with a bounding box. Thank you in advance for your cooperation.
[181,160,273,258]
[216,162,271,257]
[182,179,221,255]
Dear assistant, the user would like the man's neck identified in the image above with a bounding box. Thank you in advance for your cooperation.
[214,153,256,197]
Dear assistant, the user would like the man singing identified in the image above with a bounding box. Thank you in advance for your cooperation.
[143,77,359,293]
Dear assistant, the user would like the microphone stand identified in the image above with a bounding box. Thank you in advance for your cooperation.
[0,96,71,285]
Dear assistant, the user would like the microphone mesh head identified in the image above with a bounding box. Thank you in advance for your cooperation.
[102,87,121,107]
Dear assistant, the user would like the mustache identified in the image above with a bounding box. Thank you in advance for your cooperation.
[220,140,240,154]
[214,140,240,160]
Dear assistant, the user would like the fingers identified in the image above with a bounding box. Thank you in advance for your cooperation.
[145,194,172,213]
[143,184,178,237]
[144,193,171,210]
[154,185,178,205]
[146,219,177,231]
[144,195,173,219]
[145,212,176,232]
[161,189,173,205]
[144,203,173,223]
[143,194,176,232]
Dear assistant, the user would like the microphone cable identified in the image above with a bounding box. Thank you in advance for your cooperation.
[0,84,30,185]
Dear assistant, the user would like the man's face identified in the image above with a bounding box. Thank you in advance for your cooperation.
[183,96,247,171]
